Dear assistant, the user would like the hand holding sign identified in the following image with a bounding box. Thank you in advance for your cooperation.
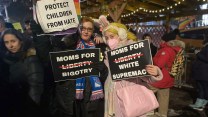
[92,62,106,73]
[30,20,43,34]
[145,65,159,77]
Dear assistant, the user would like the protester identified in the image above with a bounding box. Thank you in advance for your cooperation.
[0,15,11,117]
[142,33,158,57]
[31,16,107,117]
[189,35,208,111]
[1,29,44,117]
[59,16,108,117]
[149,32,182,117]
[102,22,163,117]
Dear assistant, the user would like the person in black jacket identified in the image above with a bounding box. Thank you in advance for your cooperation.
[31,17,108,117]
[142,33,158,57]
[0,15,10,117]
[189,36,208,111]
[1,29,44,117]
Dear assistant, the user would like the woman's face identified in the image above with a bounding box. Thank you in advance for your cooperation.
[80,21,94,42]
[104,31,120,50]
[3,34,22,53]
[104,31,119,41]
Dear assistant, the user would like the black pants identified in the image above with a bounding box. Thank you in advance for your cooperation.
[75,99,104,117]
[196,80,208,100]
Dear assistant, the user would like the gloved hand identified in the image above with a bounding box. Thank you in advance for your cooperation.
[30,20,43,35]
[92,61,108,84]
[50,35,65,48]
[50,34,78,50]
[61,34,78,50]
[93,61,106,72]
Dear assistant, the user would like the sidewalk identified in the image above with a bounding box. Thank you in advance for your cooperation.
[168,86,208,117]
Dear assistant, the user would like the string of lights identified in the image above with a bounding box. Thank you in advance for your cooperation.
[82,0,207,20]
[121,0,207,18]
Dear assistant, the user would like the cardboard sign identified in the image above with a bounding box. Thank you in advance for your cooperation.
[50,49,100,82]
[107,40,153,80]
[36,0,79,33]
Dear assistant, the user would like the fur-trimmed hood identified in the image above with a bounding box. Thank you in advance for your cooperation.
[168,40,185,49]
[3,47,36,65]
[26,48,36,57]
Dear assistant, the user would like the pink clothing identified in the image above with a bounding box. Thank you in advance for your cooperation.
[104,40,163,117]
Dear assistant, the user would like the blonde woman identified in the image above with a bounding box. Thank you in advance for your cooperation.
[102,23,163,117]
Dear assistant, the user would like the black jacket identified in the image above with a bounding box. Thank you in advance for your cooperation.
[0,56,10,117]
[33,31,108,117]
[192,44,208,81]
[3,48,44,117]
[150,43,158,57]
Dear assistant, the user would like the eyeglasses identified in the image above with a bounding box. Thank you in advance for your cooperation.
[81,27,93,32]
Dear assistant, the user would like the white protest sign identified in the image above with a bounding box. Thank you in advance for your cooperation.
[36,0,79,33]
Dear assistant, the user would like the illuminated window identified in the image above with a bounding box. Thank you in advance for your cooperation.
[201,4,208,26]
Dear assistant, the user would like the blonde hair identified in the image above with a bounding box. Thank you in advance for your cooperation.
[103,23,137,41]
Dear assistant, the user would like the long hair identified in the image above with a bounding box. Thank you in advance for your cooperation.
[1,28,32,54]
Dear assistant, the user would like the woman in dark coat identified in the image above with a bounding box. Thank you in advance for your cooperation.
[1,29,44,117]
[189,36,208,111]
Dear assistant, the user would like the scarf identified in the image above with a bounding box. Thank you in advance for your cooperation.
[75,76,104,100]
[75,77,86,99]
[75,39,103,100]
[76,39,95,49]
[89,75,104,100]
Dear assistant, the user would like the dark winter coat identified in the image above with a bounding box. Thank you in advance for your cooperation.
[150,43,158,57]
[59,31,107,117]
[0,45,10,89]
[33,31,107,117]
[0,53,10,117]
[3,48,44,117]
[0,37,9,81]
[192,43,208,81]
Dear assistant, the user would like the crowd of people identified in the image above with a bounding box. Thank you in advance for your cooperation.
[0,9,207,117]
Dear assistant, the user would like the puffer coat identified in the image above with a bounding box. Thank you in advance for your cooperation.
[3,48,44,117]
